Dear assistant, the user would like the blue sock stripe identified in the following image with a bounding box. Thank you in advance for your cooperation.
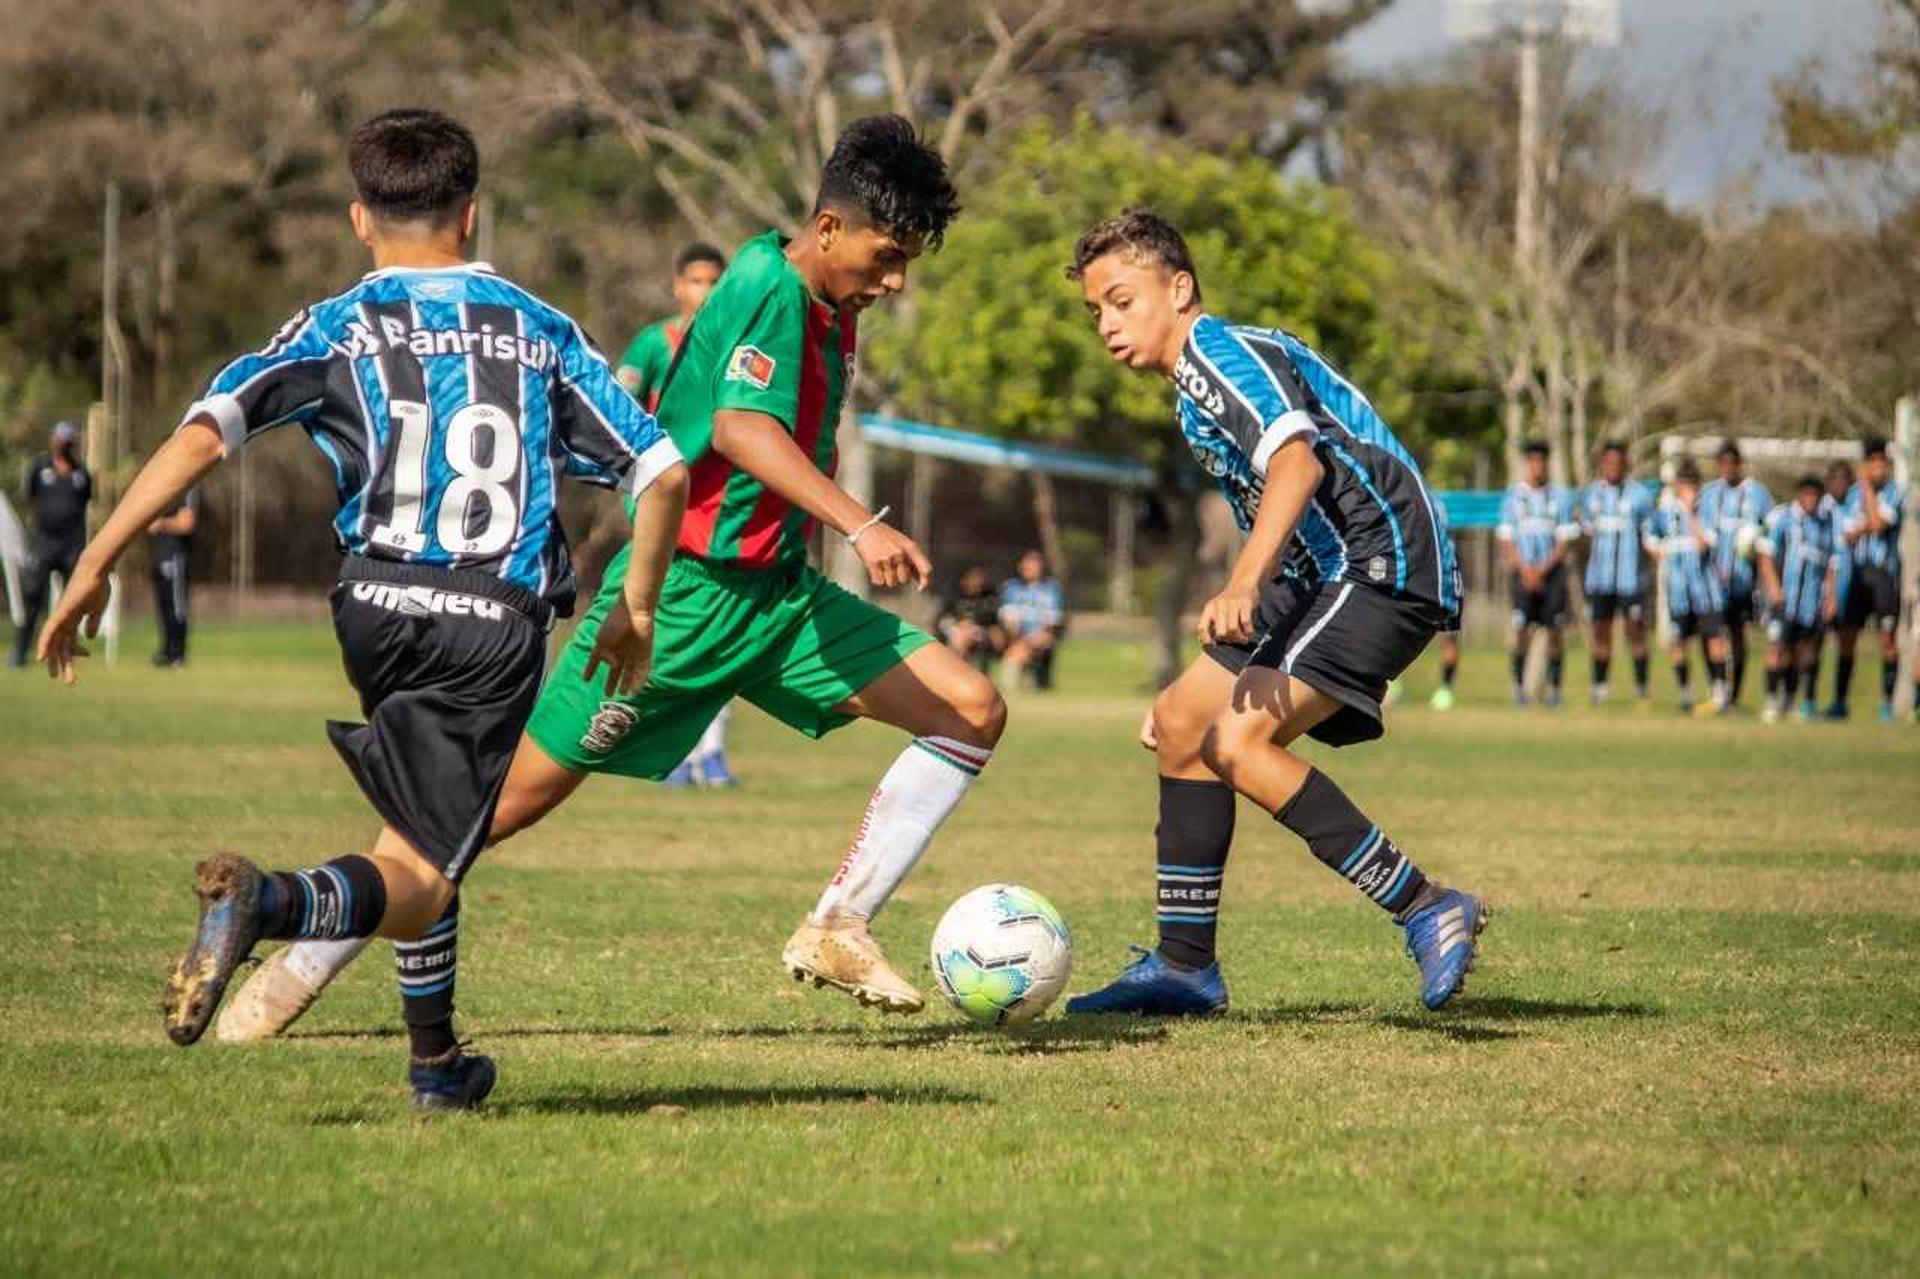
[1367,854,1406,902]
[320,864,350,935]
[398,976,455,997]
[1338,827,1381,876]
[1377,859,1415,905]
[1157,912,1219,924]
[1155,864,1226,876]
[294,870,318,935]
[394,931,458,955]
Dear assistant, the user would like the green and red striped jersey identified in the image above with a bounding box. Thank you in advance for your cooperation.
[650,231,855,570]
[614,317,684,412]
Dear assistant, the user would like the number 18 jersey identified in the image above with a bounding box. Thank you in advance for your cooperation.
[179,262,681,613]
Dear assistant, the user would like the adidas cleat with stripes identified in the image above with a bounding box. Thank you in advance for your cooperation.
[1400,889,1488,1011]
[161,854,264,1046]
[782,914,925,1014]
[1063,946,1228,1016]
[409,1045,497,1112]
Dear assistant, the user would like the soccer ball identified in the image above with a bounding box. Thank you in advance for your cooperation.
[929,884,1072,1027]
[1735,523,1761,562]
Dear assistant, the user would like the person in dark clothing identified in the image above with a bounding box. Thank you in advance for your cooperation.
[12,421,93,668]
[935,565,1007,672]
[148,487,199,666]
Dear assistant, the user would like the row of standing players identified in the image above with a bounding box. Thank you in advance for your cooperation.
[1423,438,1910,722]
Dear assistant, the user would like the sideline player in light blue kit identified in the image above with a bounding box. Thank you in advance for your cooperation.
[1062,209,1484,1017]
[1756,475,1839,723]
[1650,460,1730,714]
[34,109,688,1109]
[1576,440,1655,704]
[1829,438,1906,722]
[1699,441,1771,709]
[1499,442,1577,706]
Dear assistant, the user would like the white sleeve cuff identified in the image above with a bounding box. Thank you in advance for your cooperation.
[626,437,685,497]
[1250,409,1319,476]
[1555,523,1581,542]
[178,393,246,454]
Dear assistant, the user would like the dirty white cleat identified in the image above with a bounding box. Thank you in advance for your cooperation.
[781,913,926,1014]
[216,945,328,1042]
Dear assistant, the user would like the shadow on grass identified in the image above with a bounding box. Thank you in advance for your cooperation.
[1235,996,1658,1028]
[502,1081,985,1117]
[289,1020,1166,1055]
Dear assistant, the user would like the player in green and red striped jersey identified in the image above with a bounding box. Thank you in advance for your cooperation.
[617,242,737,787]
[219,116,1000,1040]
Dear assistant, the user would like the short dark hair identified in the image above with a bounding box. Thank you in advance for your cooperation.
[348,109,478,225]
[1717,438,1742,462]
[1675,459,1702,484]
[1599,439,1626,456]
[1522,440,1550,459]
[1863,436,1889,459]
[815,115,960,249]
[1797,473,1824,493]
[675,242,727,274]
[1068,208,1202,302]
[1827,458,1855,480]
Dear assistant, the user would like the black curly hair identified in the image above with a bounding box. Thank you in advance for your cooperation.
[815,115,960,249]
[348,108,478,225]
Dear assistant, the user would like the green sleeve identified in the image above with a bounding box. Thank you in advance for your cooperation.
[712,284,807,431]
[615,324,670,401]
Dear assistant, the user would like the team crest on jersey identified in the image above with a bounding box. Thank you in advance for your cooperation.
[580,701,640,754]
[726,344,776,389]
[1367,556,1388,582]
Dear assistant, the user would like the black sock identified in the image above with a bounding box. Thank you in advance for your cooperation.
[1835,656,1855,705]
[1509,651,1526,688]
[257,855,387,940]
[1154,778,1235,970]
[1440,659,1458,689]
[1731,642,1748,700]
[1782,663,1800,702]
[1632,654,1650,693]
[1592,655,1610,687]
[1806,651,1823,702]
[1882,659,1899,703]
[397,894,460,1060]
[1707,658,1728,688]
[1547,655,1564,691]
[1674,662,1691,694]
[1277,769,1427,916]
[1765,667,1782,699]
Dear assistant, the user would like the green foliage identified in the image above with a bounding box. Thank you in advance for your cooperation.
[868,118,1421,473]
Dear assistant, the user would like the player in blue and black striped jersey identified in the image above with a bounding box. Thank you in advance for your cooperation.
[34,110,689,1109]
[1699,441,1772,708]
[1498,442,1578,706]
[1061,210,1484,1019]
[1649,460,1731,714]
[1756,475,1840,723]
[1576,440,1655,704]
[1829,438,1906,722]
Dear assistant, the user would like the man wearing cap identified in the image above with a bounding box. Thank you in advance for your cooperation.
[11,421,93,668]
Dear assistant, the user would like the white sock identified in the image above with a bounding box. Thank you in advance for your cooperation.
[695,703,731,758]
[283,936,371,989]
[811,735,991,922]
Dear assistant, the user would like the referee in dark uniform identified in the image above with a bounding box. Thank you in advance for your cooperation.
[11,420,92,669]
[147,487,198,666]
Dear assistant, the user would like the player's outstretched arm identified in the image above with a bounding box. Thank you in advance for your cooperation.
[1199,437,1322,645]
[711,407,930,590]
[584,461,688,697]
[37,421,224,683]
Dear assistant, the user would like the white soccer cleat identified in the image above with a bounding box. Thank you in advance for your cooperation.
[782,913,925,1014]
[215,946,326,1042]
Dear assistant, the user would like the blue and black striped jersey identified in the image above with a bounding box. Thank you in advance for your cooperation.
[1841,480,1904,573]
[179,263,681,614]
[1651,497,1725,618]
[1821,494,1854,608]
[1759,501,1838,629]
[1577,480,1654,595]
[1171,316,1460,617]
[1498,482,1577,569]
[1699,477,1771,596]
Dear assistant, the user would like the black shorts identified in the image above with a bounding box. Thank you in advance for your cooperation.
[1841,566,1901,632]
[1587,591,1645,624]
[1722,591,1757,631]
[326,557,549,882]
[1765,614,1823,647]
[1206,576,1447,747]
[1510,565,1568,629]
[1669,611,1725,642]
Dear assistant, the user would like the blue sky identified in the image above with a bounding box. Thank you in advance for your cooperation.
[1335,0,1880,205]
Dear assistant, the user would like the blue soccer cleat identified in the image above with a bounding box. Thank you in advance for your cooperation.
[409,1045,498,1112]
[1798,698,1818,722]
[1822,701,1849,721]
[1401,889,1489,1011]
[697,751,737,788]
[1063,945,1228,1016]
[162,854,263,1046]
[663,760,697,789]
[1877,701,1895,724]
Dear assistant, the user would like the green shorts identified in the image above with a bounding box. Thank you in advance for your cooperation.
[528,551,933,779]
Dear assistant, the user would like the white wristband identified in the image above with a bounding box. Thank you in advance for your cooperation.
[846,505,892,547]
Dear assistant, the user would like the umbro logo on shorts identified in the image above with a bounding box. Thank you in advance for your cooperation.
[580,701,639,753]
[349,581,506,621]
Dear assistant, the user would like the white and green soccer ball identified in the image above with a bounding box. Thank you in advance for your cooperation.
[1735,523,1761,563]
[930,884,1073,1027]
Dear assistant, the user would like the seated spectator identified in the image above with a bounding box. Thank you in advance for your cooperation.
[1001,549,1065,690]
[935,566,1006,672]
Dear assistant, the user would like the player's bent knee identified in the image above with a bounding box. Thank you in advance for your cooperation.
[372,868,455,941]
[946,667,1007,745]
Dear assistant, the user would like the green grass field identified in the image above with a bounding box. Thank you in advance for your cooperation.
[4,619,1918,1276]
